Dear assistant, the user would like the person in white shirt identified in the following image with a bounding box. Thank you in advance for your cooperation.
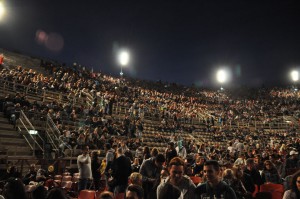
[77,145,92,192]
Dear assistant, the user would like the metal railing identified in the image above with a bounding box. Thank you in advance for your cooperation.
[45,114,72,157]
[16,110,45,157]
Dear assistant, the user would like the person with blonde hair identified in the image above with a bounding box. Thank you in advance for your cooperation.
[130,172,143,186]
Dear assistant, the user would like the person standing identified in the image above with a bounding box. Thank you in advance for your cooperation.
[109,147,132,194]
[77,145,92,192]
[91,151,101,191]
[140,153,165,199]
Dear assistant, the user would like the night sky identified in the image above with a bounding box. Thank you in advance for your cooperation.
[0,0,300,87]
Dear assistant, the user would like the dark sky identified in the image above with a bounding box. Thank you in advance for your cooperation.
[1,0,300,87]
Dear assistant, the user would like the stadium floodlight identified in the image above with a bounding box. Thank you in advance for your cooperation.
[118,50,130,76]
[0,2,5,20]
[216,69,227,84]
[291,70,299,82]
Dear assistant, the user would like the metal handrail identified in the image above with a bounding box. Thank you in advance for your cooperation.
[17,110,45,156]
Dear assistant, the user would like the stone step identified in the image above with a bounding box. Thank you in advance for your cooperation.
[0,137,28,144]
[0,129,19,136]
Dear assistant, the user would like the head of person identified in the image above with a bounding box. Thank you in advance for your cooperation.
[263,160,275,171]
[46,188,68,199]
[246,158,255,170]
[32,185,47,199]
[82,145,89,155]
[151,147,159,157]
[168,142,175,150]
[3,178,27,199]
[116,147,124,157]
[290,150,299,159]
[223,169,236,180]
[168,157,185,185]
[232,166,244,179]
[98,191,114,199]
[29,164,36,172]
[126,184,144,199]
[291,170,300,194]
[105,143,111,151]
[129,172,143,186]
[203,160,220,185]
[154,153,166,169]
[157,183,182,199]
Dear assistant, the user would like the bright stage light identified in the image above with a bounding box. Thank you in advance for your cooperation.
[0,2,5,20]
[216,69,227,84]
[291,70,299,82]
[118,50,130,66]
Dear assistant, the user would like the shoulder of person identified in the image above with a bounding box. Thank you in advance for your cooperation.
[195,182,207,194]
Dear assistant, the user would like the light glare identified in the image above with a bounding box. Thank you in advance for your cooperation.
[291,70,299,82]
[0,2,5,20]
[216,69,227,83]
[119,51,130,66]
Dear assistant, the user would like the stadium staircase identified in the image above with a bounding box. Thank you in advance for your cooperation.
[0,111,40,175]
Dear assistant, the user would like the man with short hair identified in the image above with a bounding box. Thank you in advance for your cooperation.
[243,158,263,187]
[110,147,132,194]
[157,157,196,199]
[77,145,92,192]
[195,160,237,199]
[140,153,165,199]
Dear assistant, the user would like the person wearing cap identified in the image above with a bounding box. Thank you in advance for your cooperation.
[283,150,300,177]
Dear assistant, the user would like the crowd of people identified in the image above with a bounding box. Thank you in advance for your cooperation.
[0,60,299,199]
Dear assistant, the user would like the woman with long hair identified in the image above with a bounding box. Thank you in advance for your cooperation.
[283,170,300,199]
[261,160,281,184]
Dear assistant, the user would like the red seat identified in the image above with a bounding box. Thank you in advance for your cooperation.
[190,176,202,185]
[54,175,62,180]
[72,175,80,182]
[252,184,259,198]
[61,181,73,191]
[78,190,96,199]
[62,175,72,182]
[259,183,284,199]
[62,172,71,176]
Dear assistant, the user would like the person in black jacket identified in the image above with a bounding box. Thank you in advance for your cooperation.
[244,158,263,187]
[91,151,101,191]
[109,147,132,194]
[195,160,237,199]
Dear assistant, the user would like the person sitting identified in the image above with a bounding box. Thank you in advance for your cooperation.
[195,160,237,199]
[126,184,144,199]
[157,157,196,199]
[283,170,300,199]
[23,164,37,185]
[261,160,281,184]
[129,172,143,187]
[157,183,182,199]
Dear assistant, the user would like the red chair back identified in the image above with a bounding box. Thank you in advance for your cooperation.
[62,175,72,182]
[252,184,259,198]
[54,175,62,180]
[190,176,202,185]
[259,183,284,199]
[78,190,96,199]
[61,181,73,190]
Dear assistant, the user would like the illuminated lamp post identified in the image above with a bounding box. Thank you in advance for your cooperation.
[118,50,130,78]
[291,70,299,91]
